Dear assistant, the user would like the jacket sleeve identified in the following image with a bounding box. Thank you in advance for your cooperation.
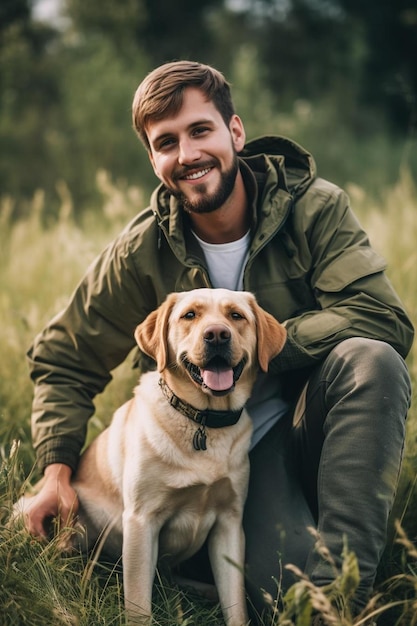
[28,236,152,473]
[269,185,414,373]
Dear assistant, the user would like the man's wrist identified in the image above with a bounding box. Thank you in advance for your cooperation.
[44,463,73,481]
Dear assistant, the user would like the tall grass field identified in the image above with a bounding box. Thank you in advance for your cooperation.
[1,170,417,625]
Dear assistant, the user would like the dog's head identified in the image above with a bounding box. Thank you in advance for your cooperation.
[135,289,286,401]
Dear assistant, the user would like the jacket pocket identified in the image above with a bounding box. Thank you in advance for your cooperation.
[313,247,387,292]
[294,311,351,344]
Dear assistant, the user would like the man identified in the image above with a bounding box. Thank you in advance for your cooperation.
[24,61,413,620]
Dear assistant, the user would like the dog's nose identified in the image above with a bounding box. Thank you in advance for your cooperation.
[203,324,231,345]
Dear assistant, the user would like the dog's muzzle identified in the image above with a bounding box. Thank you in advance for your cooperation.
[183,356,245,396]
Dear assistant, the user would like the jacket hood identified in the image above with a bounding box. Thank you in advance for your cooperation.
[240,135,316,199]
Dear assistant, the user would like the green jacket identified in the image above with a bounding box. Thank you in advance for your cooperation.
[28,136,414,472]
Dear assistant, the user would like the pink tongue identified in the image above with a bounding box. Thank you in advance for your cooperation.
[201,366,234,391]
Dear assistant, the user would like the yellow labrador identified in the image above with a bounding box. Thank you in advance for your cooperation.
[18,288,287,625]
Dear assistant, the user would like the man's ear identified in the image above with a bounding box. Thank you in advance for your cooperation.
[229,115,246,152]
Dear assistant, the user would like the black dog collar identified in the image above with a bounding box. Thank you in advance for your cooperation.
[158,378,243,451]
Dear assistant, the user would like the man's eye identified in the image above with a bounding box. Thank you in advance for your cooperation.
[159,138,175,150]
[192,127,209,136]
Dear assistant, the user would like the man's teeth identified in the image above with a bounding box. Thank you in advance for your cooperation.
[184,168,211,180]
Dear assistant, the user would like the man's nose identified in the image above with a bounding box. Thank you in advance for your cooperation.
[178,138,201,164]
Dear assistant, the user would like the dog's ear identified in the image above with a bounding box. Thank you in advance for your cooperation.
[134,294,177,371]
[250,298,287,372]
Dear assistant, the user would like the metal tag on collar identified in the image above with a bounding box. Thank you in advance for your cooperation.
[193,425,207,451]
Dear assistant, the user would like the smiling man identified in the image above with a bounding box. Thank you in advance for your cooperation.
[144,85,248,243]
[25,61,413,624]
[147,89,243,210]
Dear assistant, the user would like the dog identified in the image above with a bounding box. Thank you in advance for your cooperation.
[15,288,287,625]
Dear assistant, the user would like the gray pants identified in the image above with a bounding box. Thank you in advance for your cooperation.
[244,337,411,616]
[179,338,412,616]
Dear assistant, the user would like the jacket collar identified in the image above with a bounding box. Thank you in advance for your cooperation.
[150,135,315,264]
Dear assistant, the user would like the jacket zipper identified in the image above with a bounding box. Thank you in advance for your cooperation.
[243,194,295,289]
[153,210,212,287]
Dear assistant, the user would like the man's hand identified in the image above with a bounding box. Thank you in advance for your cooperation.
[24,463,79,539]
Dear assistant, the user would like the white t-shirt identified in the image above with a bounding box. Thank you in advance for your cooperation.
[193,231,289,448]
[192,230,251,291]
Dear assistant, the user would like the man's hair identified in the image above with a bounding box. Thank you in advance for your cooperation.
[132,61,235,150]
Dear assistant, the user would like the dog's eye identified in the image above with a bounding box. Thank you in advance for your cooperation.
[231,311,244,320]
[183,310,196,319]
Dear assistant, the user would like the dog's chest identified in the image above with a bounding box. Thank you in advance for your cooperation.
[157,476,236,561]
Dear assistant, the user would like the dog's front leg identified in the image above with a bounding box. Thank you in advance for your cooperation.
[208,515,249,626]
[122,510,159,625]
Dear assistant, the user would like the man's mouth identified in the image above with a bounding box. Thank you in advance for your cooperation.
[183,356,245,396]
[182,167,212,181]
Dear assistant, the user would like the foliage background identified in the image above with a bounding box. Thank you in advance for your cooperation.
[1,0,417,623]
[1,0,416,217]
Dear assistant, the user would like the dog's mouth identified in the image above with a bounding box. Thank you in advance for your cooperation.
[183,356,245,396]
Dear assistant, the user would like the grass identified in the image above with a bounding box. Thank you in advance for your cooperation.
[1,169,417,624]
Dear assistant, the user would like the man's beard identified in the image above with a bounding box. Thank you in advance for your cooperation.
[169,154,239,215]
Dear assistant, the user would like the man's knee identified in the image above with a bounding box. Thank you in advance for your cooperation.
[327,337,411,396]
[300,337,411,446]
[332,336,400,364]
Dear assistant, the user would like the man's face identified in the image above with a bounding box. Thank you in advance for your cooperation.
[146,88,246,214]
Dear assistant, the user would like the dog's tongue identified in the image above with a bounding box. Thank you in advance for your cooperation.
[201,365,234,391]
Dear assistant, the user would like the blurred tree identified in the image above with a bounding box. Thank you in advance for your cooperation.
[57,36,154,211]
[230,0,371,131]
[0,0,64,212]
[139,0,224,63]
[67,0,224,64]
[65,0,144,59]
[1,0,415,218]
[0,0,154,217]
[339,0,417,132]
[238,0,417,132]
[0,0,29,33]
